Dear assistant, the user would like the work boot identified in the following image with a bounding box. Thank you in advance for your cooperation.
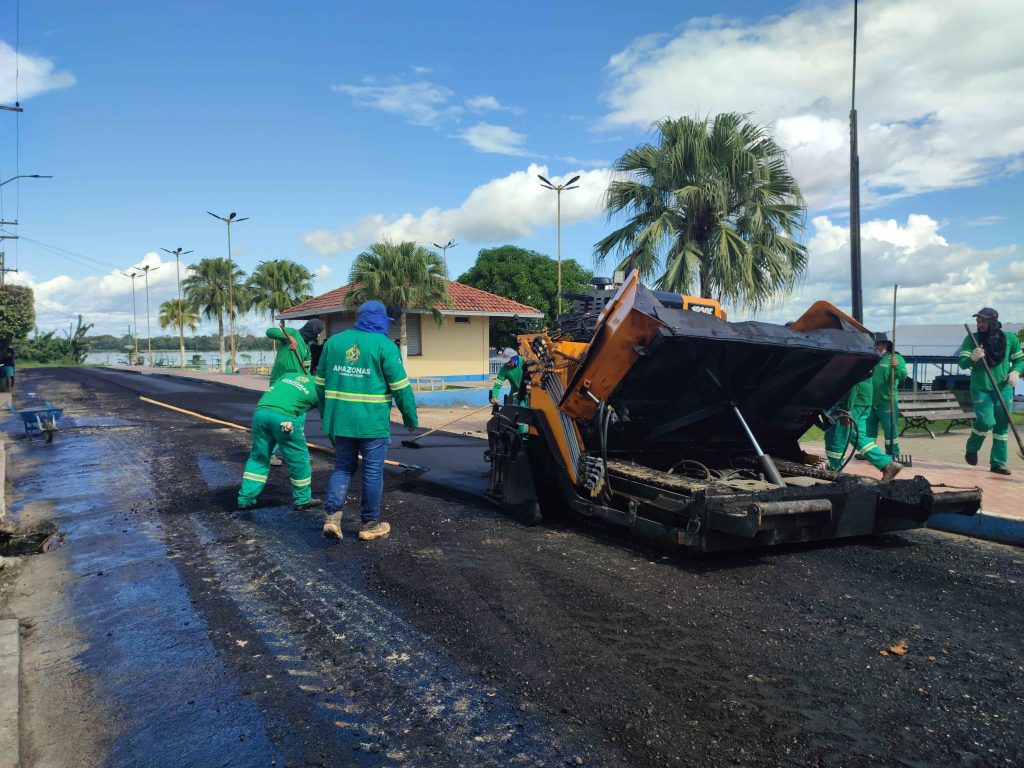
[322,511,343,539]
[965,451,978,466]
[294,498,322,512]
[880,462,904,482]
[270,454,283,467]
[358,521,391,541]
[990,465,1012,476]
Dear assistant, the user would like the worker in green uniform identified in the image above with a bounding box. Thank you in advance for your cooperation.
[823,376,903,481]
[316,301,417,541]
[958,307,1024,475]
[490,354,525,405]
[265,319,323,466]
[866,332,907,457]
[237,371,321,511]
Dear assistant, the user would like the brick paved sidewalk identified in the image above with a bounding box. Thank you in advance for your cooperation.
[806,429,1023,520]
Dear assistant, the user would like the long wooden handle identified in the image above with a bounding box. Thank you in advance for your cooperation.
[280,321,308,374]
[406,403,494,443]
[964,324,1024,458]
[890,285,898,450]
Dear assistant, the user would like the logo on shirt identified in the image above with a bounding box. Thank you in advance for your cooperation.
[345,344,360,365]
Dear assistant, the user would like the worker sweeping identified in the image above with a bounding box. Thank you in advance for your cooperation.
[867,332,906,457]
[316,300,417,541]
[959,307,1023,475]
[265,319,323,465]
[490,353,525,406]
[237,371,321,511]
[824,374,903,481]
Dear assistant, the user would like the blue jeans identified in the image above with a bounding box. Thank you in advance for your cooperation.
[326,436,390,523]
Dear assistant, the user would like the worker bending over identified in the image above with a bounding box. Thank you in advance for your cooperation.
[265,319,324,466]
[316,301,417,541]
[959,307,1023,475]
[824,375,903,481]
[237,372,321,511]
[867,332,906,457]
[490,353,525,405]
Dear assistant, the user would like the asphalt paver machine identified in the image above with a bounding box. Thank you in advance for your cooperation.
[486,272,981,552]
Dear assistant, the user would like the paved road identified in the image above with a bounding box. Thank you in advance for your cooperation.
[3,368,1024,768]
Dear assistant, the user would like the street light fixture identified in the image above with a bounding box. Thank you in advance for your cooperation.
[161,247,194,368]
[132,263,160,367]
[431,239,457,270]
[0,174,52,188]
[120,270,141,363]
[207,211,248,373]
[538,174,580,314]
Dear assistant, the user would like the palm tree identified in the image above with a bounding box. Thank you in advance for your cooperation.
[346,240,450,361]
[247,259,315,327]
[158,299,201,368]
[595,113,808,311]
[183,257,247,372]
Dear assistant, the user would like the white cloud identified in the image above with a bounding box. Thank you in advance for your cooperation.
[731,214,1022,326]
[0,41,75,102]
[968,215,1006,227]
[600,0,1024,207]
[410,65,432,75]
[330,79,459,127]
[458,123,531,156]
[303,163,612,255]
[465,95,524,114]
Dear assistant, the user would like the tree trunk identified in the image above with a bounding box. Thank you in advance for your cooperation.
[218,312,226,373]
[179,321,185,369]
[400,313,408,366]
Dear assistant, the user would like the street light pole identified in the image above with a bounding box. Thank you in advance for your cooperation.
[121,270,141,363]
[161,247,194,368]
[431,239,457,271]
[0,174,52,188]
[133,264,160,366]
[537,174,580,315]
[208,211,248,373]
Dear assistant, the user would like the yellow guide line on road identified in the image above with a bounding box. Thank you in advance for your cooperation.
[137,396,422,471]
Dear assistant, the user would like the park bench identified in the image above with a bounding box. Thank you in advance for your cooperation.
[898,391,974,439]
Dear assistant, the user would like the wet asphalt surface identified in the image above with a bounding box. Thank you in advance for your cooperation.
[2,367,1023,768]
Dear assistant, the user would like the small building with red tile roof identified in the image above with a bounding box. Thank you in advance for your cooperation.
[278,280,543,381]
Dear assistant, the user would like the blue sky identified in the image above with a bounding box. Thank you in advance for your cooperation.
[1,0,1021,336]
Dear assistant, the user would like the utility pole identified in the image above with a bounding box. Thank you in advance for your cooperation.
[207,211,248,373]
[161,247,194,368]
[133,264,159,366]
[0,250,18,286]
[121,271,141,363]
[538,174,580,315]
[849,0,864,322]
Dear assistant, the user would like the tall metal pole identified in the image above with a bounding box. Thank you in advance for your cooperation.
[122,271,141,363]
[208,212,247,373]
[849,0,864,322]
[143,267,153,366]
[162,247,193,368]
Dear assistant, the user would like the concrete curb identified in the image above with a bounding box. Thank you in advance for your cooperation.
[0,619,20,768]
[99,366,265,396]
[928,512,1024,546]
[0,439,6,526]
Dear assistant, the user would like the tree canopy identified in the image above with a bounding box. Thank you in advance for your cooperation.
[247,259,314,320]
[595,113,807,310]
[0,285,37,346]
[458,245,592,348]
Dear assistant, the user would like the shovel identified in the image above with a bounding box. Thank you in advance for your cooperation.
[401,403,494,448]
[964,324,1024,460]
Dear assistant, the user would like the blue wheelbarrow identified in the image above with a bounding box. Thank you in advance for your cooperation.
[7,401,64,442]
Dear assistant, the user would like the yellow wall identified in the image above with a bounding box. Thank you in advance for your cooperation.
[405,315,490,379]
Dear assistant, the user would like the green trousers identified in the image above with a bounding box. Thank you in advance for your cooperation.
[238,407,312,506]
[824,405,892,472]
[866,403,901,456]
[966,387,1012,468]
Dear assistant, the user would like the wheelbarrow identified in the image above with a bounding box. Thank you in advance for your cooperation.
[7,401,64,442]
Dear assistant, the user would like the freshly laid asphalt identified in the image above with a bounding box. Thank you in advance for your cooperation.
[90,367,492,498]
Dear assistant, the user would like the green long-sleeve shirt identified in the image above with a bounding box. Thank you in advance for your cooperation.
[491,360,525,402]
[256,372,318,418]
[315,328,418,438]
[958,331,1024,390]
[266,327,310,385]
[871,352,906,404]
